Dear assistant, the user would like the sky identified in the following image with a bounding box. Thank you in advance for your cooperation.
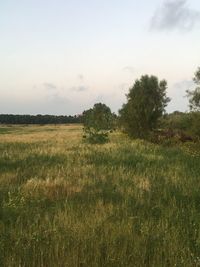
[0,0,200,115]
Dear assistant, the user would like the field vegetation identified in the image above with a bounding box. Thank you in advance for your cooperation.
[1,124,200,266]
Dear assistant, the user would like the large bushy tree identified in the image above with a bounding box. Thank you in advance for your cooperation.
[83,103,115,143]
[119,75,170,138]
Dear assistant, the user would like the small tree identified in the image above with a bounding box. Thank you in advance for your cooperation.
[186,67,200,137]
[119,75,170,138]
[83,103,114,143]
[186,67,200,111]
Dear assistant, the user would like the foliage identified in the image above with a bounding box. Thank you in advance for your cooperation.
[184,67,200,137]
[83,103,114,143]
[161,111,200,139]
[161,111,191,131]
[119,75,170,138]
[190,112,200,138]
[0,114,82,124]
[186,67,200,111]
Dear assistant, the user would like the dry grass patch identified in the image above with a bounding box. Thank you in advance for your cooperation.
[22,178,82,201]
[0,124,82,144]
[135,176,151,192]
[0,172,19,187]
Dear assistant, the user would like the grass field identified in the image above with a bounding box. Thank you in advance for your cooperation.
[0,124,200,266]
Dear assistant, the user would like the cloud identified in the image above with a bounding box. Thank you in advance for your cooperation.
[48,93,69,104]
[77,74,84,81]
[123,66,135,74]
[71,86,89,92]
[42,82,69,104]
[173,79,195,90]
[43,82,57,90]
[150,0,200,31]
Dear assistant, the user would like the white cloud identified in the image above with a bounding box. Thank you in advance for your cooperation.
[43,83,57,91]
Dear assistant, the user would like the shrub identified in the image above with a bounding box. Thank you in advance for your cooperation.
[82,103,115,144]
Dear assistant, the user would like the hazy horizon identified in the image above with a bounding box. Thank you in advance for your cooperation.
[0,0,200,115]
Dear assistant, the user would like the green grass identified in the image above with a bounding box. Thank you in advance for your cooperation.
[0,124,200,266]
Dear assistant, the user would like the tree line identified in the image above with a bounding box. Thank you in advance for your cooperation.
[0,114,83,124]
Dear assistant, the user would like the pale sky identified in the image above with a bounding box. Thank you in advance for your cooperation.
[0,0,200,115]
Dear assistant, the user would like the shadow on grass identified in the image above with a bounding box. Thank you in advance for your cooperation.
[86,144,200,175]
[85,146,166,173]
[0,153,68,178]
[78,178,124,205]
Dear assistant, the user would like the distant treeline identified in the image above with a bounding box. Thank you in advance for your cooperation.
[0,114,83,124]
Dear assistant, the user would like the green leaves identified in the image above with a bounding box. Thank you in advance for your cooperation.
[119,75,170,138]
[186,67,200,112]
[187,88,200,111]
[82,103,115,144]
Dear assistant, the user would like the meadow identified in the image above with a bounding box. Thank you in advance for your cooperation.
[0,124,200,266]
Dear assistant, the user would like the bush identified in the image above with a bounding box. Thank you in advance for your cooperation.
[162,112,200,139]
[82,103,115,144]
[83,130,109,144]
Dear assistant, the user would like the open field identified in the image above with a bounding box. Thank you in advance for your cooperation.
[0,124,200,266]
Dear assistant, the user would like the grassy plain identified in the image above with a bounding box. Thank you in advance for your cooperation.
[0,124,200,266]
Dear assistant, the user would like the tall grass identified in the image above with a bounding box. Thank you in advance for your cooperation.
[0,124,200,266]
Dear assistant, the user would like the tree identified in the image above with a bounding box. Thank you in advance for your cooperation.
[119,75,170,138]
[82,103,115,143]
[186,67,200,111]
[186,67,200,138]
